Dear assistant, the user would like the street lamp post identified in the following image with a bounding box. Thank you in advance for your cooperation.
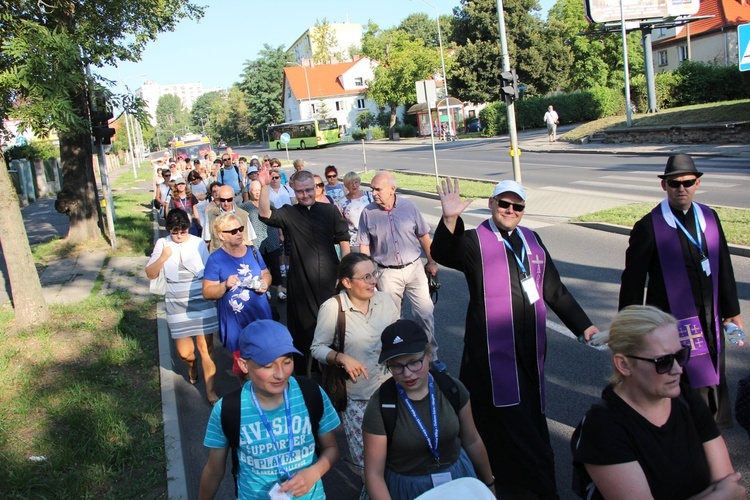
[420,0,453,138]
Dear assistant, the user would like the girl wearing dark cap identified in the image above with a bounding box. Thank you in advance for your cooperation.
[362,320,495,499]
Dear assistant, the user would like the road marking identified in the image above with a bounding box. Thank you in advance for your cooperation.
[540,185,658,203]
[572,180,697,194]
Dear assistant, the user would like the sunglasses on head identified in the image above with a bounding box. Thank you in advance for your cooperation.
[626,345,690,374]
[495,198,526,212]
[666,179,697,189]
[218,197,234,203]
[221,225,245,235]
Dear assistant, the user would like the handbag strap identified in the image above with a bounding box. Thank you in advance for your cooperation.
[334,295,346,353]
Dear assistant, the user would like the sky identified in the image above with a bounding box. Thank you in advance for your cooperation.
[97,0,555,92]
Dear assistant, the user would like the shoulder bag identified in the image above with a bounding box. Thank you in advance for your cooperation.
[320,295,348,411]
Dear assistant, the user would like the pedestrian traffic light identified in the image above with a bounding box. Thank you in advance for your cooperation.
[91,108,116,145]
[500,69,519,101]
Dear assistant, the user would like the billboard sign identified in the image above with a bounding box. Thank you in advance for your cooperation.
[740,24,750,72]
[586,0,700,24]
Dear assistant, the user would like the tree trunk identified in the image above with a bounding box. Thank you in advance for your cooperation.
[0,155,49,326]
[389,105,398,140]
[54,83,104,243]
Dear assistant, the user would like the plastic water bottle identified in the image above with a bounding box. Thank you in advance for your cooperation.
[725,323,746,347]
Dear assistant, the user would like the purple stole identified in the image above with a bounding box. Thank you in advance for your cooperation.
[652,200,721,388]
[476,220,547,409]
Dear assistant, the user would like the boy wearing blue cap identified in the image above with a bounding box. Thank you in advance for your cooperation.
[199,320,341,499]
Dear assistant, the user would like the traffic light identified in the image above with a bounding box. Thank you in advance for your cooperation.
[500,69,519,101]
[91,109,116,144]
[91,93,116,145]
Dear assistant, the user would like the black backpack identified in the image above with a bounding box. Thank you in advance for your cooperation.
[220,376,323,496]
[378,370,461,446]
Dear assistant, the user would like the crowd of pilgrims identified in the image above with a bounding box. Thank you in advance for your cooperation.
[145,150,746,500]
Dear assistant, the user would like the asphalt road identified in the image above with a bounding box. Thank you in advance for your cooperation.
[241,136,750,210]
[176,188,750,499]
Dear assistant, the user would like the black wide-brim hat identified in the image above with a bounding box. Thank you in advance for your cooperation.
[658,154,704,179]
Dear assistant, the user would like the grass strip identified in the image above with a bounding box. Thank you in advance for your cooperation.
[0,292,165,498]
[359,171,495,200]
[575,203,750,246]
[562,99,750,141]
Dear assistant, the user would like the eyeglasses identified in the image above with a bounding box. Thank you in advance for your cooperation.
[495,199,526,212]
[387,356,426,375]
[666,179,697,189]
[170,229,189,236]
[222,158,231,161]
[221,226,245,235]
[316,182,325,188]
[326,174,337,179]
[626,345,690,374]
[218,197,234,203]
[350,270,383,283]
[271,176,280,180]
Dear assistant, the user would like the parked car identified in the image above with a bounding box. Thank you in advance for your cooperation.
[466,118,482,132]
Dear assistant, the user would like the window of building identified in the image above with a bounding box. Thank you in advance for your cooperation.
[678,45,688,62]
[355,98,366,109]
[354,77,364,86]
[658,50,668,67]
[335,100,345,111]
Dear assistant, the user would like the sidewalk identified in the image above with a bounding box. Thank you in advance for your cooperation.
[3,134,747,498]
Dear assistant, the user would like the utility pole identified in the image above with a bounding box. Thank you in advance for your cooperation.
[495,0,522,182]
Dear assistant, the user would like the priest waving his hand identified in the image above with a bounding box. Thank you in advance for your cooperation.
[431,177,599,499]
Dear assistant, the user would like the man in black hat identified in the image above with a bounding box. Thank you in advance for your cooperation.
[619,154,743,428]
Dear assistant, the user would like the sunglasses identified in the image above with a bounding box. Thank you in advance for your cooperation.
[666,179,697,189]
[221,226,245,235]
[271,176,280,180]
[495,199,526,212]
[170,229,189,236]
[218,197,234,203]
[326,174,337,179]
[316,182,325,188]
[626,345,690,374]
[222,158,231,161]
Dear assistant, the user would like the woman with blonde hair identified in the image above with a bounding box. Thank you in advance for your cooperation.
[571,305,745,499]
[337,171,374,252]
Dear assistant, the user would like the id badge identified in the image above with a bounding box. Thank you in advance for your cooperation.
[701,257,711,276]
[431,471,452,488]
[521,276,540,304]
[268,483,293,500]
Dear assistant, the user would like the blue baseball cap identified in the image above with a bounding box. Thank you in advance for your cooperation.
[491,180,526,201]
[238,320,302,365]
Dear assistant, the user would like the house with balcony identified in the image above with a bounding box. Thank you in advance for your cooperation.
[651,0,750,72]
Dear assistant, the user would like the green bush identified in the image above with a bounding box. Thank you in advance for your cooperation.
[672,61,750,106]
[370,127,386,140]
[355,110,374,129]
[352,130,366,140]
[395,124,417,138]
[4,139,60,164]
[479,102,506,135]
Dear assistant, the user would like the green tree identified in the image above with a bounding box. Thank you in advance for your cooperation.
[156,94,190,132]
[214,85,253,145]
[449,0,552,100]
[191,90,224,138]
[361,24,441,139]
[399,12,454,49]
[0,0,202,244]
[239,44,288,140]
[355,110,374,129]
[311,19,344,64]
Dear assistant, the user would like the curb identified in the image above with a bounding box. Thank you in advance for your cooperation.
[153,209,190,500]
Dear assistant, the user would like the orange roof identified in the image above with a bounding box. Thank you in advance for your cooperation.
[283,61,364,101]
[673,0,750,40]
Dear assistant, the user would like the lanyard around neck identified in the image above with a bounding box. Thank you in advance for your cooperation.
[673,207,704,256]
[249,383,295,481]
[395,374,440,464]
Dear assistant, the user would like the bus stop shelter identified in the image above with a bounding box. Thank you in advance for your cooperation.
[407,97,465,136]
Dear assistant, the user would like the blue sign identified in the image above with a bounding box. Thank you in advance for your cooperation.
[740,23,750,72]
[280,132,291,145]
